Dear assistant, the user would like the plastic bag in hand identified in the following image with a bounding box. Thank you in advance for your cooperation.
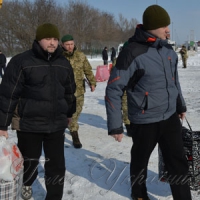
[0,136,23,181]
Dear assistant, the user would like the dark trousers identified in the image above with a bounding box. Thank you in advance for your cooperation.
[182,58,187,68]
[103,60,108,65]
[130,113,192,200]
[3,65,6,73]
[17,130,66,200]
[0,65,2,77]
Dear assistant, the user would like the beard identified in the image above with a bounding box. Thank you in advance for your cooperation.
[46,46,56,53]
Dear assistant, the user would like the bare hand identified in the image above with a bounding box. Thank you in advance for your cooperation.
[0,130,8,138]
[179,112,186,120]
[111,133,123,142]
[67,118,72,125]
[91,85,95,92]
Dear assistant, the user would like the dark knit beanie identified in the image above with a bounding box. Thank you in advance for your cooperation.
[36,23,60,41]
[61,34,74,43]
[143,5,170,30]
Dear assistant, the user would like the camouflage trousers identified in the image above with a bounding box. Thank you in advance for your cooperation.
[122,91,130,125]
[182,58,187,68]
[68,94,84,132]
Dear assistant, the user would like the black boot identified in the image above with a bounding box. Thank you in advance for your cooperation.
[70,131,82,148]
[131,193,150,200]
[125,124,132,137]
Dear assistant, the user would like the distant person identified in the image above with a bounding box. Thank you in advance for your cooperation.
[110,47,116,65]
[0,50,6,78]
[105,5,192,200]
[0,23,76,200]
[179,45,188,68]
[102,46,108,65]
[61,34,96,148]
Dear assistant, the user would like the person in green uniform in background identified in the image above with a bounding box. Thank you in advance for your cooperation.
[179,45,188,68]
[61,34,96,148]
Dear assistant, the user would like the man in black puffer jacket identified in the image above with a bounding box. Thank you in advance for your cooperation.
[0,23,76,200]
[105,5,192,200]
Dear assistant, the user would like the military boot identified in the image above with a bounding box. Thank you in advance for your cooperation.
[71,131,82,148]
[131,194,150,200]
[182,63,187,68]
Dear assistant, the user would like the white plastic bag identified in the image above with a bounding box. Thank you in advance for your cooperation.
[0,136,23,181]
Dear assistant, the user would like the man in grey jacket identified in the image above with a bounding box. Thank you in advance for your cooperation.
[105,5,191,200]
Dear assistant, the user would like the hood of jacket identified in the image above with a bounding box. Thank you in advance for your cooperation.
[128,24,169,48]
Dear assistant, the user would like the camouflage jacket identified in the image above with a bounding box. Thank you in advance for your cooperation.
[179,47,188,59]
[63,47,96,97]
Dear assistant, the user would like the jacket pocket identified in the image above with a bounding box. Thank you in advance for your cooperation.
[129,91,149,114]
[139,92,148,113]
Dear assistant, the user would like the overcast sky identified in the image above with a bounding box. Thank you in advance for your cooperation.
[56,0,200,45]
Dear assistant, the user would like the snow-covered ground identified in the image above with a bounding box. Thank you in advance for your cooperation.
[2,50,200,199]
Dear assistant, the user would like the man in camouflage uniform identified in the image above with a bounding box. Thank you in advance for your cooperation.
[61,34,96,148]
[179,45,188,68]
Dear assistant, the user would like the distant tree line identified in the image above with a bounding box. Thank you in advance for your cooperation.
[0,0,139,57]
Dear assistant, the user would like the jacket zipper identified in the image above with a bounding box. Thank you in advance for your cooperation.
[48,53,56,132]
[168,56,174,80]
[158,50,170,118]
[141,91,148,114]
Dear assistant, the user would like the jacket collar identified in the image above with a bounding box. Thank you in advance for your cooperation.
[128,24,168,48]
[32,40,62,61]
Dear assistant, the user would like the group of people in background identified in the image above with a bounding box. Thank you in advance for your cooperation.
[102,46,116,66]
[0,4,192,200]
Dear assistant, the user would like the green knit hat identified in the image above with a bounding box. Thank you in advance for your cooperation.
[143,5,170,30]
[61,34,74,43]
[36,23,60,41]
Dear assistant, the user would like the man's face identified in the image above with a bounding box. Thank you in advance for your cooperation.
[38,38,59,53]
[148,26,170,40]
[62,40,75,53]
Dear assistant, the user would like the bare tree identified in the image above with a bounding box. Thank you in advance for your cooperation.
[62,0,101,49]
[116,14,139,42]
[0,0,138,56]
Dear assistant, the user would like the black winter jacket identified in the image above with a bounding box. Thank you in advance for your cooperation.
[0,40,76,133]
[0,53,6,67]
[102,49,108,61]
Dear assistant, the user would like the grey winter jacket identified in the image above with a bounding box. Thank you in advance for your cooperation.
[105,25,186,135]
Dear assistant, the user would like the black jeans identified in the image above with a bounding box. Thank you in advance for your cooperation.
[0,65,3,77]
[17,130,66,200]
[130,113,192,200]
